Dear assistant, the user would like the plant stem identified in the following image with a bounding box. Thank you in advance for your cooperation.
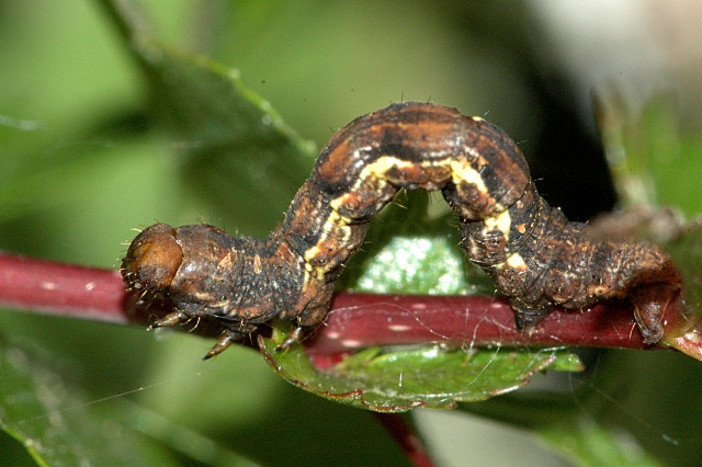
[307,293,648,356]
[0,252,657,355]
[0,253,127,323]
[372,413,436,467]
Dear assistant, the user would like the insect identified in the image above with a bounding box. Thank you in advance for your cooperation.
[121,102,682,358]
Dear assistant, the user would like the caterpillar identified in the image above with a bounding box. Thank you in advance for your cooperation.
[121,102,682,358]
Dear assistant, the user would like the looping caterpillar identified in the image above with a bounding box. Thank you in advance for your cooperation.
[121,102,682,358]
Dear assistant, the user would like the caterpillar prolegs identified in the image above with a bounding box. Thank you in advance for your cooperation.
[121,102,681,357]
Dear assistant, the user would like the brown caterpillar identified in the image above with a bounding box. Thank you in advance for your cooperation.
[121,102,681,358]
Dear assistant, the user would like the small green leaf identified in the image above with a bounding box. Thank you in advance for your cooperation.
[259,325,583,413]
[338,191,495,295]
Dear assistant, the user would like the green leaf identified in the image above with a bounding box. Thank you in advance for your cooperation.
[145,48,315,233]
[0,333,260,465]
[338,191,495,295]
[100,0,316,235]
[0,336,161,465]
[259,324,583,413]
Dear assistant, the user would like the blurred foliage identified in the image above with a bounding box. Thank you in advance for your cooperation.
[1,1,701,465]
[598,93,702,216]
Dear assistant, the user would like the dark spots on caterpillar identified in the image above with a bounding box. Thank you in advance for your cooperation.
[121,102,682,358]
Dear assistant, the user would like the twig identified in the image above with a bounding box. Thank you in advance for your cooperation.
[1,252,657,355]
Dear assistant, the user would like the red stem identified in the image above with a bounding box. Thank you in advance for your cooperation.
[0,253,128,323]
[308,293,646,354]
[372,413,435,467]
[0,252,651,354]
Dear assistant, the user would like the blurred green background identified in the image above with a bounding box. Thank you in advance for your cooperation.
[1,1,701,465]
